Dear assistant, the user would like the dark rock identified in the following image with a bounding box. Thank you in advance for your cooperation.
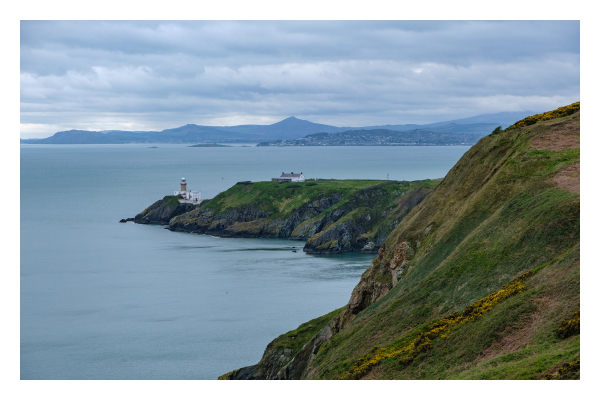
[169,194,345,239]
[133,196,198,225]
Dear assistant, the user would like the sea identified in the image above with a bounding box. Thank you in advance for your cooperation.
[20,144,470,379]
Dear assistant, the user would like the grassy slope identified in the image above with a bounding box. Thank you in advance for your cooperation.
[269,308,344,356]
[205,180,386,217]
[304,110,580,379]
[300,179,440,247]
[204,179,437,222]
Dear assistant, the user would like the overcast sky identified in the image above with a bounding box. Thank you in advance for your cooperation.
[20,20,580,138]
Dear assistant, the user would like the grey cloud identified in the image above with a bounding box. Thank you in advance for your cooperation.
[20,20,579,138]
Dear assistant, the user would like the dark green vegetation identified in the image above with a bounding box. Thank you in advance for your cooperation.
[168,179,438,254]
[188,143,232,147]
[556,309,580,339]
[542,360,580,380]
[257,129,480,147]
[221,106,580,380]
[201,179,428,220]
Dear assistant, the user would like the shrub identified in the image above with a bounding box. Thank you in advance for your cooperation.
[542,360,580,380]
[556,309,580,339]
[341,271,533,379]
[507,102,580,130]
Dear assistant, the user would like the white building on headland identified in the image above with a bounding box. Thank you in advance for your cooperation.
[174,177,201,204]
[272,172,305,183]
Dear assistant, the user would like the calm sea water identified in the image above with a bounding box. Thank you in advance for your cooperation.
[20,144,470,379]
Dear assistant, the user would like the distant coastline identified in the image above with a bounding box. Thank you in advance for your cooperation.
[257,129,481,147]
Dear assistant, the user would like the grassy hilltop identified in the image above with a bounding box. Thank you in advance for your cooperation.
[221,103,580,380]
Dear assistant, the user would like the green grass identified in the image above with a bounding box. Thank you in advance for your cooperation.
[204,180,388,218]
[300,110,580,380]
[316,245,579,379]
[189,179,441,247]
[162,195,182,206]
[270,308,344,355]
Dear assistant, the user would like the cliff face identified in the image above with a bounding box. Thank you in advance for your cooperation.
[168,195,343,238]
[168,180,437,254]
[218,308,342,380]
[221,105,580,380]
[133,196,198,225]
[301,186,430,254]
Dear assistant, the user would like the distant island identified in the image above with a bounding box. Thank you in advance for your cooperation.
[188,143,232,147]
[257,129,481,147]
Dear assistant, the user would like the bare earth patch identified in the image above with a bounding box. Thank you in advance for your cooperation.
[552,162,580,193]
[475,296,557,365]
[530,112,580,151]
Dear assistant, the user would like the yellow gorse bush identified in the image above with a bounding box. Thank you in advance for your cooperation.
[341,271,532,379]
[542,360,580,380]
[556,309,580,339]
[508,102,580,130]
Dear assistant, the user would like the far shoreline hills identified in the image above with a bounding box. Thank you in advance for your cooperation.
[256,129,479,147]
[20,111,538,146]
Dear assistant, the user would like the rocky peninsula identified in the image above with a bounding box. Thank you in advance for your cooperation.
[128,179,438,255]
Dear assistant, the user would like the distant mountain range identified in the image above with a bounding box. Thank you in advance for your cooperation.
[20,111,537,145]
[362,110,537,131]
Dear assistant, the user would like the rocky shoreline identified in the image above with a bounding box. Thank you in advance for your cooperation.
[121,195,199,225]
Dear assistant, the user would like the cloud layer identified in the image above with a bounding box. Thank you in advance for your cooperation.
[20,21,580,138]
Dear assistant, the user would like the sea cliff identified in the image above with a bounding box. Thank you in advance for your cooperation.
[220,103,580,380]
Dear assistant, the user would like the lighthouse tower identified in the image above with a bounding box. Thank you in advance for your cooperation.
[174,177,201,204]
[180,177,187,192]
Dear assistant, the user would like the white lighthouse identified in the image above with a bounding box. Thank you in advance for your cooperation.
[174,177,201,204]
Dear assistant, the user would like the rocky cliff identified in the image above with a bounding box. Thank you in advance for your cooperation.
[221,103,580,380]
[132,195,199,225]
[168,179,437,254]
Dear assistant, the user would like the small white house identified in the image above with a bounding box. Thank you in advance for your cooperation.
[272,172,305,183]
[174,177,202,204]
